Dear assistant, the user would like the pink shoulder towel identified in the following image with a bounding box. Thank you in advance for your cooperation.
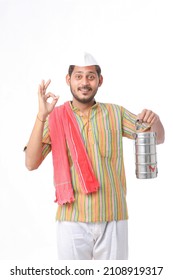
[49,101,100,205]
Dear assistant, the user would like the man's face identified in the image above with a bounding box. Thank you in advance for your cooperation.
[66,66,103,104]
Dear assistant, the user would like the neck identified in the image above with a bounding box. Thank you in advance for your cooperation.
[72,99,95,114]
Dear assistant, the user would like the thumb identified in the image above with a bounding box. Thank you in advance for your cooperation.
[136,110,145,121]
[50,95,59,110]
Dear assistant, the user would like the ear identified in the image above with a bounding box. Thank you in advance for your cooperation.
[98,75,103,87]
[66,74,71,86]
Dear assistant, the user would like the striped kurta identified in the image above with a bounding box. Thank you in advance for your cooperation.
[42,102,148,222]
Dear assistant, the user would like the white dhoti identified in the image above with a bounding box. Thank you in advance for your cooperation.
[56,220,128,260]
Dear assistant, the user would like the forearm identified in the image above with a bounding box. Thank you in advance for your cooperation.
[25,115,46,170]
[25,80,58,170]
[150,117,165,144]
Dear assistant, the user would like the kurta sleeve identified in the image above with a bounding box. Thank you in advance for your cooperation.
[121,106,151,139]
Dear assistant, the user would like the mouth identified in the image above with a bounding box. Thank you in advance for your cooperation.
[78,87,92,94]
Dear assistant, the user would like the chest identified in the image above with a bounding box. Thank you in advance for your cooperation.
[75,108,123,159]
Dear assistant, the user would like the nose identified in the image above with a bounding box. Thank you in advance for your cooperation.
[81,76,89,85]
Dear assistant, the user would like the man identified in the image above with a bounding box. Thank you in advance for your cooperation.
[25,52,165,260]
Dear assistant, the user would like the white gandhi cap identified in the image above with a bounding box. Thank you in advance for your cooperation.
[69,51,98,66]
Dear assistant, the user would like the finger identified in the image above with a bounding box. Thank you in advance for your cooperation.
[45,79,51,90]
[47,94,59,112]
[149,115,159,126]
[137,109,153,123]
[142,110,152,122]
[149,116,156,126]
[45,92,59,101]
[40,79,48,95]
[41,79,45,88]
[51,96,59,107]
[147,112,155,123]
[38,84,43,96]
[137,109,146,121]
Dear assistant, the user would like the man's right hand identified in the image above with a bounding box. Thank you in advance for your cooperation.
[38,79,59,121]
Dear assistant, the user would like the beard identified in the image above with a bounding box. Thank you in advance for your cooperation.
[70,85,98,104]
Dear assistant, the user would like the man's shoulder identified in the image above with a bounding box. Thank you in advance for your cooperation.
[98,102,122,111]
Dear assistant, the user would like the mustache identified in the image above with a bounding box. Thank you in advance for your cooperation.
[78,86,92,90]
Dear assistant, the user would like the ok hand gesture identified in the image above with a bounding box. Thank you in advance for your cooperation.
[38,79,59,121]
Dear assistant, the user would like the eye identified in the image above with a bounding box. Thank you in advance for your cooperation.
[75,74,82,80]
[88,75,95,80]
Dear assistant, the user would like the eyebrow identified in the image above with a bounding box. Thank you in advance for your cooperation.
[73,71,97,75]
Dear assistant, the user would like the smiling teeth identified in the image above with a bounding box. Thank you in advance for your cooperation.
[79,88,91,91]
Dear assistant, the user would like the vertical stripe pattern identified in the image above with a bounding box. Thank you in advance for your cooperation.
[42,102,149,222]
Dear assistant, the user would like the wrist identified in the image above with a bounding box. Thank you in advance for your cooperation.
[37,113,47,123]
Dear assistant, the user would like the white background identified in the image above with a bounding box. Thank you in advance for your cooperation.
[0,0,173,277]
